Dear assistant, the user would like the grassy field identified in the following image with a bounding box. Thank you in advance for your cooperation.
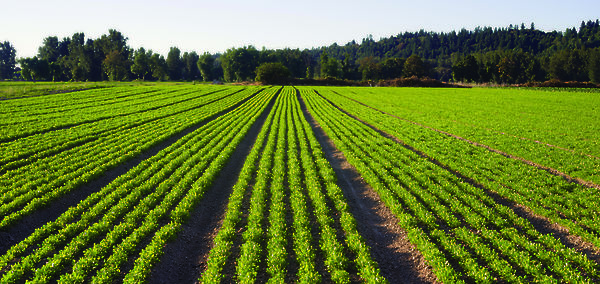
[0,84,599,283]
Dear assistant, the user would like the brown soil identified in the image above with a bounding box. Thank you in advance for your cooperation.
[148,89,278,284]
[297,90,439,283]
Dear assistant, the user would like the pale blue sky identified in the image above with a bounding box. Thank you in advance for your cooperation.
[2,0,599,58]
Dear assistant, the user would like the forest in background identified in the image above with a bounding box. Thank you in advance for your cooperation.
[1,20,600,84]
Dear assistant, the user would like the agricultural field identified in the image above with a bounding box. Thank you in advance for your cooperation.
[0,84,599,283]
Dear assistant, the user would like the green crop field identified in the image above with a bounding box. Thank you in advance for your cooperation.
[0,84,599,283]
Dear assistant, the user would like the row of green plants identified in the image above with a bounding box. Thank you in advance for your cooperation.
[0,85,241,166]
[329,87,600,184]
[1,86,159,119]
[0,86,259,229]
[0,85,233,142]
[299,87,599,283]
[316,87,600,250]
[201,87,385,283]
[289,87,385,282]
[0,87,277,283]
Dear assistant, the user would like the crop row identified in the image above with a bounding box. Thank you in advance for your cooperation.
[0,86,260,228]
[330,87,600,184]
[201,87,385,283]
[0,85,239,142]
[0,86,145,113]
[0,85,164,118]
[0,86,245,168]
[315,87,600,249]
[314,86,600,246]
[0,87,278,283]
[300,87,599,283]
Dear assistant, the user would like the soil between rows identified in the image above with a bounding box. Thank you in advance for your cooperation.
[0,87,259,256]
[148,88,278,284]
[297,90,439,283]
[316,90,600,272]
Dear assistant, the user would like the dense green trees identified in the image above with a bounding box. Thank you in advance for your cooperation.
[9,20,600,84]
[589,48,600,83]
[255,62,290,84]
[221,46,260,82]
[131,48,150,80]
[197,52,216,81]
[0,41,16,79]
[320,51,341,78]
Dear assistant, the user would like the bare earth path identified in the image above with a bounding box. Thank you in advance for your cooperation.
[0,88,259,255]
[297,90,439,283]
[148,89,279,284]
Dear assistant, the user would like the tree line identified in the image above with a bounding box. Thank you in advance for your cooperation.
[1,20,600,84]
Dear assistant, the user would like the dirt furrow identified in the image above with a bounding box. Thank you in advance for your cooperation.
[297,90,439,283]
[0,88,261,255]
[148,88,279,284]
[315,90,600,270]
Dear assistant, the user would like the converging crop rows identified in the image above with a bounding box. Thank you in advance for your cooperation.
[0,84,599,283]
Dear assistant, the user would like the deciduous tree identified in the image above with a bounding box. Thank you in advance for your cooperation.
[255,62,290,85]
[0,41,16,79]
[131,47,150,80]
[403,55,427,78]
[167,47,183,80]
[197,52,215,81]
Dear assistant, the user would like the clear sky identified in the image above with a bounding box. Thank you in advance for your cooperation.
[2,0,599,58]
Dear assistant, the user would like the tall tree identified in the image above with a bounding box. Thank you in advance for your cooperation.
[221,46,259,82]
[19,57,49,82]
[320,51,341,78]
[38,36,61,63]
[452,54,479,82]
[358,56,381,80]
[197,52,215,81]
[0,41,17,79]
[95,29,132,81]
[149,53,168,81]
[64,33,92,81]
[549,49,588,81]
[380,57,405,79]
[589,48,600,83]
[103,50,128,81]
[182,51,200,81]
[131,47,151,80]
[167,47,183,80]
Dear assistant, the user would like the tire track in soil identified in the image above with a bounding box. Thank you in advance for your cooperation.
[148,88,279,284]
[297,90,439,283]
[330,90,600,190]
[0,87,262,255]
[315,90,600,270]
